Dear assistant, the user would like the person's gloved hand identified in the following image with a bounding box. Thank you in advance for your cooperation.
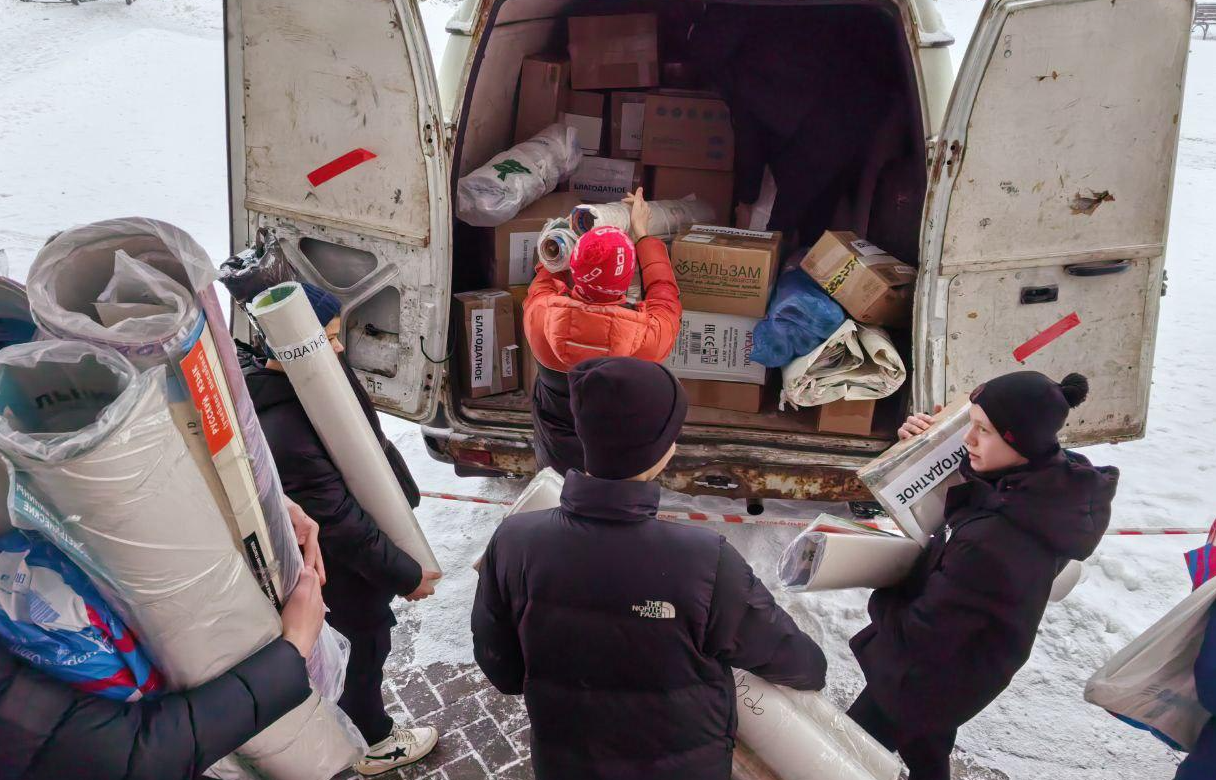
[281,568,325,659]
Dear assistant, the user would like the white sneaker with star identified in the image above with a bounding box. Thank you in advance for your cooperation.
[354,723,440,777]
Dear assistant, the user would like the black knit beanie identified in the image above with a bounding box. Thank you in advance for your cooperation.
[970,371,1089,461]
[569,356,688,480]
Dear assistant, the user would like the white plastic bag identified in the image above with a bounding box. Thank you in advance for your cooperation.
[1085,577,1216,751]
[457,124,582,227]
[780,320,906,410]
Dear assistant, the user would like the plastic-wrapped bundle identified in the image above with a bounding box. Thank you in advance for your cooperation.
[856,399,972,546]
[569,197,714,240]
[777,516,921,592]
[0,276,37,350]
[537,218,580,273]
[734,670,901,780]
[0,526,164,702]
[779,320,906,410]
[457,124,582,227]
[0,342,363,777]
[751,271,847,368]
[249,282,441,573]
[220,228,300,305]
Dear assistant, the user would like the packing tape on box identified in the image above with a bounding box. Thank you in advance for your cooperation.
[570,197,714,240]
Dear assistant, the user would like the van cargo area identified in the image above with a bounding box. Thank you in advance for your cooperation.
[440,0,927,492]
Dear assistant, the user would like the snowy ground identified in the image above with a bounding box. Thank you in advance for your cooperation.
[1,1,1213,777]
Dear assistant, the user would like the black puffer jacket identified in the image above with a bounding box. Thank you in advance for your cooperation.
[530,365,584,476]
[472,472,827,780]
[244,359,422,632]
[851,451,1118,736]
[0,638,308,780]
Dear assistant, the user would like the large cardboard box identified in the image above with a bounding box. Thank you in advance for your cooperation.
[611,92,649,159]
[815,399,877,437]
[568,14,659,90]
[508,285,539,395]
[681,378,765,413]
[642,92,733,172]
[493,192,583,288]
[565,157,643,204]
[651,166,734,224]
[670,226,782,318]
[455,290,519,398]
[800,231,917,327]
[666,310,766,384]
[562,90,605,156]
[515,56,570,144]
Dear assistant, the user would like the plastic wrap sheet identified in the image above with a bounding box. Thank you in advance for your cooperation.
[507,467,564,516]
[734,670,900,780]
[856,399,973,546]
[779,320,905,410]
[249,283,440,573]
[0,342,363,777]
[570,197,714,240]
[778,517,921,592]
[1050,559,1084,602]
[457,124,582,227]
[538,218,579,273]
[1085,575,1216,751]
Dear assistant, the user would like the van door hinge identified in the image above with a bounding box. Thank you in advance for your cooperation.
[945,139,963,178]
[422,116,439,158]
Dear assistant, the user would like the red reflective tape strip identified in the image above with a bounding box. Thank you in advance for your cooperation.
[724,515,744,524]
[307,148,377,187]
[1013,312,1081,363]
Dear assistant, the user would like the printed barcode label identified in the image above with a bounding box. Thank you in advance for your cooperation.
[690,330,703,355]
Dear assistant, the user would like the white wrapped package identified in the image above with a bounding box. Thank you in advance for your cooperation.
[457,124,582,227]
[0,342,362,777]
[778,517,922,593]
[1050,559,1084,602]
[1085,575,1216,751]
[537,218,579,273]
[780,320,906,410]
[570,198,714,240]
[856,399,972,546]
[734,670,900,780]
[250,282,440,573]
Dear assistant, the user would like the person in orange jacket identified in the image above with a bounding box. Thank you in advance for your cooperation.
[524,188,682,475]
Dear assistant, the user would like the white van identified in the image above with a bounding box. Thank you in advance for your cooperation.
[222,0,1191,503]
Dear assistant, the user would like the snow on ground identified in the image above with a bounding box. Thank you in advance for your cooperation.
[1,1,1213,777]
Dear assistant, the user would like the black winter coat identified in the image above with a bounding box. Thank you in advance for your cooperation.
[245,360,422,632]
[530,365,584,476]
[851,451,1118,737]
[472,472,827,780]
[0,638,309,780]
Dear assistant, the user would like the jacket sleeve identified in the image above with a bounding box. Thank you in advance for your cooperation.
[704,539,827,690]
[15,638,310,780]
[523,267,568,372]
[471,531,525,695]
[284,439,424,596]
[632,237,683,363]
[1195,607,1216,715]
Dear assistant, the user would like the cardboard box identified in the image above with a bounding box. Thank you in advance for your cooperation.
[611,92,649,159]
[670,226,782,318]
[508,285,538,395]
[800,231,917,327]
[666,310,766,384]
[515,56,570,144]
[493,192,583,288]
[455,290,519,398]
[681,378,765,413]
[568,14,659,90]
[565,157,643,204]
[815,399,877,437]
[651,166,734,224]
[562,90,605,156]
[642,93,733,172]
[661,62,700,90]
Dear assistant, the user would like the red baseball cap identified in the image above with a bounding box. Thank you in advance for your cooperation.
[570,227,636,304]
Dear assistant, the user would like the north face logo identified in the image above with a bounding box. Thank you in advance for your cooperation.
[632,600,676,619]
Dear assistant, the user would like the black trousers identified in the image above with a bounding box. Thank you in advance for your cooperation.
[847,687,957,780]
[336,622,395,746]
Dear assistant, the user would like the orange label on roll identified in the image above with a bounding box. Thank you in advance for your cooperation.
[181,338,234,456]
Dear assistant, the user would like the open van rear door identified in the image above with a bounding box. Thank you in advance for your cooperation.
[225,0,450,422]
[914,0,1193,445]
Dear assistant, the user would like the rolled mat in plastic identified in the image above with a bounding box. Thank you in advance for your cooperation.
[734,670,901,780]
[778,521,922,593]
[250,282,440,574]
[538,218,579,273]
[457,124,582,227]
[570,197,714,239]
[0,342,363,777]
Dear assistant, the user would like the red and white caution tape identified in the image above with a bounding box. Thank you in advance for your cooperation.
[418,491,1209,536]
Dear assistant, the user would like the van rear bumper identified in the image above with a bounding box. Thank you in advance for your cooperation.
[421,420,875,501]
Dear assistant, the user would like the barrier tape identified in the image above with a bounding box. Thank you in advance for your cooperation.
[418,491,1203,536]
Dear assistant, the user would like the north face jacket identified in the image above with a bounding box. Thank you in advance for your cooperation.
[472,471,827,780]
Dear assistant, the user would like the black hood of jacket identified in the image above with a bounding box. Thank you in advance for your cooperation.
[956,451,1119,561]
[244,362,297,413]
